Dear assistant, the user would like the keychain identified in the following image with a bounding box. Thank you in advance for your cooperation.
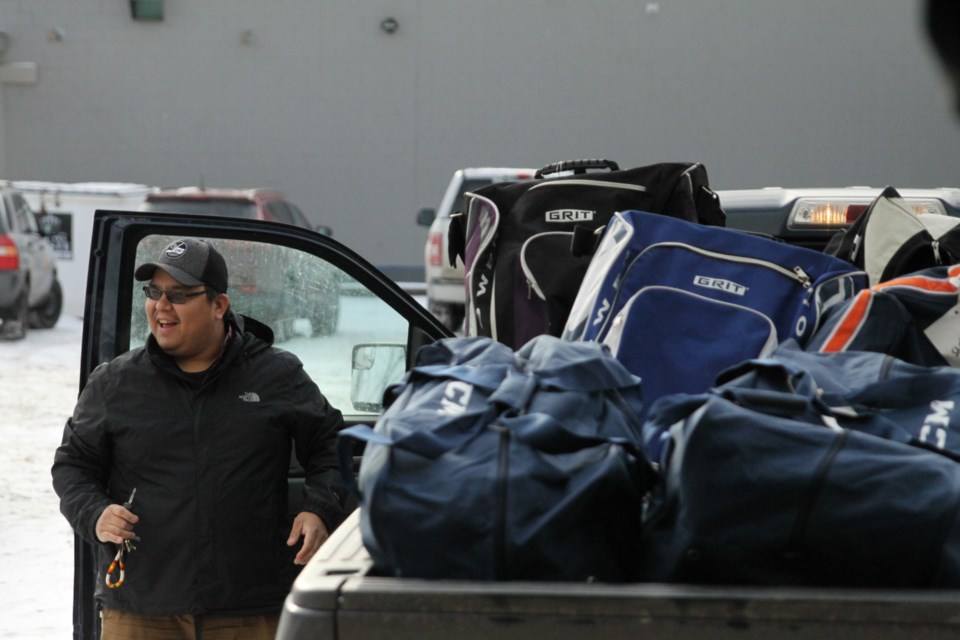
[105,488,138,589]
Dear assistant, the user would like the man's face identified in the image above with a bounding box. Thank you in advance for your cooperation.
[145,269,229,368]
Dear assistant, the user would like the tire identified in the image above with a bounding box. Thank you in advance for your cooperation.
[30,278,63,329]
[2,291,28,340]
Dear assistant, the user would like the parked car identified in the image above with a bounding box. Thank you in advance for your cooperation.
[0,182,63,339]
[140,187,340,337]
[141,186,332,234]
[416,167,534,331]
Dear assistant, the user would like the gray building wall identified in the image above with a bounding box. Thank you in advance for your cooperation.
[0,1,955,266]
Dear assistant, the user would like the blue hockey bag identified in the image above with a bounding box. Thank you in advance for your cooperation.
[807,264,960,367]
[563,210,867,407]
[641,342,960,587]
[339,335,653,582]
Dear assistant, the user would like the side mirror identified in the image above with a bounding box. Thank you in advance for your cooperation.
[351,343,406,412]
[416,207,436,226]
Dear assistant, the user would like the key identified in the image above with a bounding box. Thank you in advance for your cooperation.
[122,488,137,510]
[122,488,141,543]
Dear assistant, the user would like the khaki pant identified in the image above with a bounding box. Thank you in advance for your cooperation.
[101,608,279,640]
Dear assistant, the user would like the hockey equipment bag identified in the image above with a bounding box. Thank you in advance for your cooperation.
[452,159,725,349]
[640,342,960,587]
[339,335,653,582]
[807,264,960,367]
[825,186,960,286]
[562,209,867,409]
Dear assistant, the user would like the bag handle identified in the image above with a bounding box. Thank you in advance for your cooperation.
[506,413,653,487]
[715,387,816,419]
[535,158,619,179]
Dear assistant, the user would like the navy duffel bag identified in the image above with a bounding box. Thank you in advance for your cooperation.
[641,342,960,587]
[340,335,654,582]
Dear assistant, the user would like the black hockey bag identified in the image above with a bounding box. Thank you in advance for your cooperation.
[449,159,725,349]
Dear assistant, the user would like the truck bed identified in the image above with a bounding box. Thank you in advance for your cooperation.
[278,510,960,640]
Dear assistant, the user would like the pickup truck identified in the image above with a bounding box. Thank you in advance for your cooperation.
[275,187,960,640]
[277,511,960,640]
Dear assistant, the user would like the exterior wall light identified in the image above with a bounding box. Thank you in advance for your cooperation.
[380,17,399,34]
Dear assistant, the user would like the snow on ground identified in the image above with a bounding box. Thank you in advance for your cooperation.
[0,315,82,639]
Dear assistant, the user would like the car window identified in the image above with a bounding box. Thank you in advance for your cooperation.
[131,233,409,415]
[287,203,313,229]
[265,201,295,225]
[142,201,261,220]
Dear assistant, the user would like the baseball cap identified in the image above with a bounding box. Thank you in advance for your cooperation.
[135,238,229,293]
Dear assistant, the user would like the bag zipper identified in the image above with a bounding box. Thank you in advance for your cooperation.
[598,242,812,338]
[463,193,501,337]
[519,231,574,300]
[631,242,812,285]
[850,233,863,263]
[800,270,868,339]
[604,285,779,356]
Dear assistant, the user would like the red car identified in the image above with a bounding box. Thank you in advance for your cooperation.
[141,186,331,235]
[0,184,62,339]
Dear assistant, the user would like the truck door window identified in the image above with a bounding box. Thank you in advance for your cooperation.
[132,234,408,415]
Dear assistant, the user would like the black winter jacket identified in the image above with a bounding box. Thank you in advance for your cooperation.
[52,312,347,616]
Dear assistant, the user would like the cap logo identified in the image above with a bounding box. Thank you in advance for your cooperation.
[165,241,188,259]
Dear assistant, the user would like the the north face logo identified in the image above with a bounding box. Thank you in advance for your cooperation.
[165,241,188,259]
[239,392,260,403]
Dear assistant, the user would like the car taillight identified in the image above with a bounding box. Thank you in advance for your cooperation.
[0,234,19,270]
[788,198,946,228]
[427,233,443,267]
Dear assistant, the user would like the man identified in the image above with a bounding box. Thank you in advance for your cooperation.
[52,237,347,639]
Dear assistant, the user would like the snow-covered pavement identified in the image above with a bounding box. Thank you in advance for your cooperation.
[1,316,82,639]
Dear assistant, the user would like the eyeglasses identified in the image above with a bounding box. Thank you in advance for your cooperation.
[142,284,209,304]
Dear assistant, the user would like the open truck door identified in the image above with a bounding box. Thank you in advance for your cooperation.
[71,209,451,640]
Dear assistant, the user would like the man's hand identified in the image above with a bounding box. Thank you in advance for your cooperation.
[287,511,330,565]
[95,503,139,545]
